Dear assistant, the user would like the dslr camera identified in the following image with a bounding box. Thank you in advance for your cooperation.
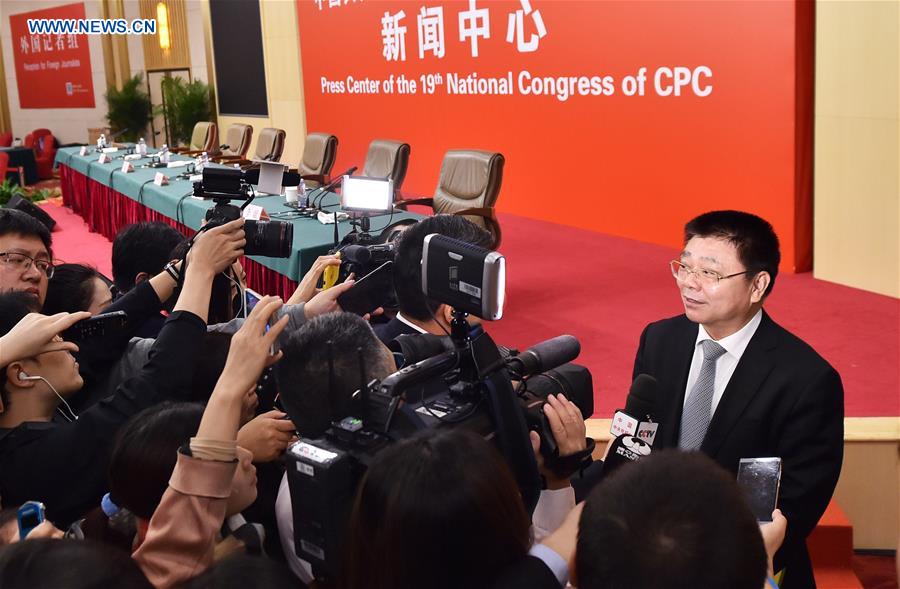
[194,166,294,259]
[284,234,594,583]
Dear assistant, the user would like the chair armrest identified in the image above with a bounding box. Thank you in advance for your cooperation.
[211,155,243,163]
[452,207,502,249]
[395,197,434,210]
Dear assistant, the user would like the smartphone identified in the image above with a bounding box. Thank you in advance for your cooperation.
[337,261,393,316]
[17,501,45,540]
[245,287,263,313]
[61,311,128,343]
[736,457,782,522]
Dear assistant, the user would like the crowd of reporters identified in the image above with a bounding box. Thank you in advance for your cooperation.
[0,208,787,589]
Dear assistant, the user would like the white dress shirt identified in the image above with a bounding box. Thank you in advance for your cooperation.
[683,310,762,416]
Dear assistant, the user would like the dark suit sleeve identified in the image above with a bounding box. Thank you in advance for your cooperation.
[775,364,844,568]
[632,324,650,381]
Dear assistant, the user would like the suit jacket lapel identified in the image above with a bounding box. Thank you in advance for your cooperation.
[660,318,699,448]
[701,311,779,457]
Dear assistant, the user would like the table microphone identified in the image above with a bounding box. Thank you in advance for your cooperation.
[311,166,357,212]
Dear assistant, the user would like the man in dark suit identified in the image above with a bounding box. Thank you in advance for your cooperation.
[633,210,843,589]
[374,215,494,344]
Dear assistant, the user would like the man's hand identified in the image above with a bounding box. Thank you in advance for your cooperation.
[237,410,297,462]
[760,509,787,577]
[219,296,288,396]
[304,278,355,319]
[24,521,64,540]
[288,254,341,305]
[0,311,90,365]
[543,393,587,457]
[187,218,246,277]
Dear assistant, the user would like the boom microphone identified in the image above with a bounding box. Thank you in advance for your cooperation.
[506,335,580,378]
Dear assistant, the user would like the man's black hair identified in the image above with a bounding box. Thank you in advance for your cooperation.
[43,263,104,315]
[111,222,184,293]
[576,451,767,589]
[0,538,153,589]
[0,209,52,259]
[684,210,781,298]
[393,215,493,321]
[0,291,42,410]
[275,312,394,438]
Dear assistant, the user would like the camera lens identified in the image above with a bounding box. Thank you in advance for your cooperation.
[244,220,293,258]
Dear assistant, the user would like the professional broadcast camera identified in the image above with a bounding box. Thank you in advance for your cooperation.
[284,234,595,584]
[194,166,294,258]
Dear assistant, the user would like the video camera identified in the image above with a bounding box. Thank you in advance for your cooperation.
[284,234,595,584]
[194,166,294,258]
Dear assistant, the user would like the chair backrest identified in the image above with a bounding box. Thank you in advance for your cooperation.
[432,150,505,231]
[30,129,55,159]
[298,133,338,177]
[0,152,9,180]
[0,132,12,148]
[189,122,217,152]
[223,124,253,157]
[362,139,410,190]
[254,128,286,162]
[23,134,34,148]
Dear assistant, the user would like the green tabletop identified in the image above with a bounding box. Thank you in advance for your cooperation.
[56,146,422,281]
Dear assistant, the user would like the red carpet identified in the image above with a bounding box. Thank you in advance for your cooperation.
[40,203,899,419]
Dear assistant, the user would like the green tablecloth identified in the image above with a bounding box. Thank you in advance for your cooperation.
[55,146,422,281]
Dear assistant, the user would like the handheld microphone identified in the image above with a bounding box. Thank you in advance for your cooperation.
[18,372,78,422]
[506,335,580,379]
[601,374,659,477]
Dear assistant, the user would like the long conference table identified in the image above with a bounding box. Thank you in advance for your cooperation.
[56,146,422,299]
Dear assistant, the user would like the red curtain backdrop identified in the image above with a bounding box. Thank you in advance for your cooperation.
[8,2,96,109]
[296,0,813,271]
[59,166,298,298]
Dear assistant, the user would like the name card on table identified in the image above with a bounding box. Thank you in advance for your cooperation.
[121,162,134,173]
[79,146,89,156]
[241,204,269,221]
[153,172,169,186]
[97,153,111,164]
[123,154,142,161]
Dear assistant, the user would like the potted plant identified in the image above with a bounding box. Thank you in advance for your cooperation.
[159,77,212,146]
[104,73,152,143]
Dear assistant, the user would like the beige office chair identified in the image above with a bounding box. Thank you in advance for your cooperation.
[217,127,286,168]
[216,124,253,159]
[362,139,410,191]
[397,149,504,248]
[295,133,338,187]
[171,122,218,155]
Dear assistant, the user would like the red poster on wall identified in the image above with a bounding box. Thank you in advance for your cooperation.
[9,2,95,109]
[296,0,812,271]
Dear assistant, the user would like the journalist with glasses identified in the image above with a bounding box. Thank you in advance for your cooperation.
[632,210,843,589]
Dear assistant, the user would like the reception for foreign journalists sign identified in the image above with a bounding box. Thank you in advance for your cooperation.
[296,0,813,270]
[9,2,96,109]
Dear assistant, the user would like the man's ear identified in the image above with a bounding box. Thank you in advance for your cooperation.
[134,271,150,286]
[750,271,771,304]
[4,362,35,390]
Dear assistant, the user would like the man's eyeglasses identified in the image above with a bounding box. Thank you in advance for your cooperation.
[670,260,748,286]
[0,252,55,278]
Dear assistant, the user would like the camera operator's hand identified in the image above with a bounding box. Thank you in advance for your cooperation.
[287,254,341,305]
[188,218,246,277]
[304,278,355,318]
[544,394,587,456]
[760,509,787,577]
[237,410,297,462]
[200,296,288,441]
[0,311,90,366]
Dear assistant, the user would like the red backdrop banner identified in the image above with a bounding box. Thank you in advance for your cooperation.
[9,2,95,109]
[296,0,812,271]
